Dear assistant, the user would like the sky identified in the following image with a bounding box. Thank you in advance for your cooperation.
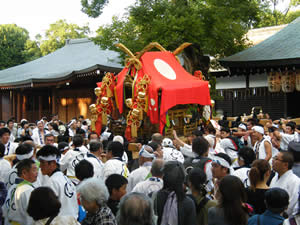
[0,0,297,39]
[0,0,135,39]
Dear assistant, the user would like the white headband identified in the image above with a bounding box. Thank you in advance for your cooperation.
[37,120,43,125]
[238,123,247,130]
[68,120,76,127]
[38,155,58,162]
[252,126,264,135]
[16,151,34,161]
[213,155,231,169]
[139,145,155,158]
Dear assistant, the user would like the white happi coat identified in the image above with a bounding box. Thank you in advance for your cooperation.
[232,167,251,188]
[132,177,163,195]
[219,138,239,167]
[127,162,152,192]
[102,157,130,181]
[179,144,196,158]
[280,133,295,151]
[253,137,272,161]
[4,141,18,156]
[270,170,300,216]
[31,129,49,146]
[43,170,78,219]
[4,180,35,225]
[85,153,104,179]
[162,147,184,163]
[0,158,11,182]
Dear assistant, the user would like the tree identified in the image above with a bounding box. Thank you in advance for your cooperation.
[39,19,90,56]
[22,39,42,62]
[81,0,109,18]
[89,0,262,76]
[0,24,29,70]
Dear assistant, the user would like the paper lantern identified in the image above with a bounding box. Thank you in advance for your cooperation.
[267,71,281,92]
[296,71,300,91]
[281,71,295,93]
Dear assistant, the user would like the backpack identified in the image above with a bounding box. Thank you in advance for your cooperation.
[183,156,212,174]
[227,136,244,151]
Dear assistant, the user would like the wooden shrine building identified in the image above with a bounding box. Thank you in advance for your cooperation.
[215,17,300,119]
[0,38,122,122]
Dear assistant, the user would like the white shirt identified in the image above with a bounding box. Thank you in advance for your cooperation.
[85,153,104,179]
[280,133,295,151]
[4,141,18,156]
[0,158,11,182]
[31,129,49,146]
[102,157,130,181]
[253,137,272,161]
[43,170,78,219]
[5,180,35,225]
[33,216,80,225]
[219,138,239,167]
[179,144,196,158]
[127,162,152,192]
[270,170,300,216]
[132,177,163,195]
[162,147,184,163]
[232,167,250,188]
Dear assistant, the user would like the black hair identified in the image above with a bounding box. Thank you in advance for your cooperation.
[58,142,69,152]
[220,127,230,134]
[36,145,60,158]
[286,122,296,131]
[148,141,160,151]
[49,122,59,132]
[188,168,207,195]
[218,175,247,225]
[27,187,61,220]
[82,121,87,126]
[0,143,5,158]
[162,161,186,202]
[7,119,14,125]
[192,129,203,137]
[0,120,6,125]
[107,141,124,158]
[44,133,54,141]
[90,141,103,152]
[75,160,94,181]
[238,147,256,166]
[72,135,84,147]
[16,159,35,177]
[105,174,128,195]
[88,131,99,140]
[76,128,86,136]
[79,115,84,119]
[0,127,11,137]
[192,137,209,156]
[20,120,29,128]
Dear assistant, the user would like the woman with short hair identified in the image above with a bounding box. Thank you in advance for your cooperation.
[27,186,79,225]
[77,177,117,225]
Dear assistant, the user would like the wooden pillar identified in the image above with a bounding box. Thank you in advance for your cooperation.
[22,95,27,119]
[52,88,57,115]
[38,96,42,119]
[12,91,16,118]
[17,92,21,122]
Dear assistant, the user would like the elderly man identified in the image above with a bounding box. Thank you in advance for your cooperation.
[117,192,155,225]
[31,120,49,147]
[132,159,164,195]
[270,151,300,216]
[126,145,155,192]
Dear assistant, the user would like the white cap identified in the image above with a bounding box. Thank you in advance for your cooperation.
[113,135,124,145]
[252,126,264,135]
[238,123,247,131]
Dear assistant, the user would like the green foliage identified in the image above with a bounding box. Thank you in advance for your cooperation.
[0,24,29,70]
[40,19,90,56]
[81,0,109,18]
[92,0,262,75]
[22,40,42,62]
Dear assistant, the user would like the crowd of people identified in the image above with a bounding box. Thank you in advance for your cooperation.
[0,114,300,225]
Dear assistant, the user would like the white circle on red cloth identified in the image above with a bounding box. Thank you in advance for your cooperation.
[153,59,176,80]
[150,98,156,106]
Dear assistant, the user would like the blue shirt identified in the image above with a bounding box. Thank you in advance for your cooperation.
[248,210,284,225]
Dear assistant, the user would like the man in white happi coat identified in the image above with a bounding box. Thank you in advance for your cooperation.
[252,125,272,162]
[60,135,88,184]
[0,128,18,156]
[273,122,296,151]
[0,143,11,182]
[102,141,129,181]
[37,145,78,219]
[3,159,38,225]
[161,138,184,164]
[127,145,155,192]
[31,120,49,147]
[85,141,104,178]
[132,159,164,195]
[270,151,300,216]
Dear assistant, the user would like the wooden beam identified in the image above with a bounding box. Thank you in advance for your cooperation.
[22,95,27,119]
[12,91,16,118]
[52,88,57,115]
